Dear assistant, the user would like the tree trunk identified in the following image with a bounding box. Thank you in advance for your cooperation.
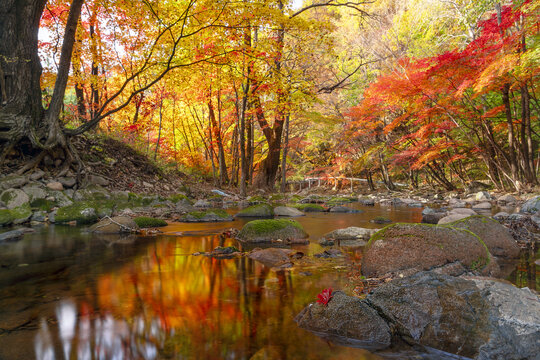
[0,0,47,151]
[208,94,228,185]
[280,113,290,193]
[43,0,84,149]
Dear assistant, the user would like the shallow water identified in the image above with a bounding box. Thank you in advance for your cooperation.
[0,204,536,360]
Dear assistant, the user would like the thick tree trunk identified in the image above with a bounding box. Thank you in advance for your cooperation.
[0,0,47,149]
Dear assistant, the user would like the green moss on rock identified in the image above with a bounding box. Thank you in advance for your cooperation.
[237,219,308,243]
[363,222,494,278]
[293,203,326,212]
[55,202,98,224]
[236,203,274,217]
[10,204,33,224]
[134,216,168,228]
[0,209,14,226]
[30,198,55,212]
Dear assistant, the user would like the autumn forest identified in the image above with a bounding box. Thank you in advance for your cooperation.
[1,0,538,193]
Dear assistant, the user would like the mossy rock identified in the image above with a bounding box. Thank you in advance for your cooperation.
[182,209,233,222]
[293,203,326,212]
[0,189,30,209]
[55,202,98,224]
[290,194,303,203]
[326,196,355,206]
[134,216,167,228]
[30,198,55,212]
[247,195,267,204]
[449,215,520,258]
[48,190,73,207]
[10,204,33,224]
[363,223,496,278]
[0,209,14,226]
[269,194,286,202]
[236,203,274,217]
[237,219,308,243]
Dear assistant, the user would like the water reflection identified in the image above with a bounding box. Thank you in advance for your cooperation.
[30,235,378,359]
[0,205,535,360]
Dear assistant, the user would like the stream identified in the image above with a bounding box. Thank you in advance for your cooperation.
[0,204,537,359]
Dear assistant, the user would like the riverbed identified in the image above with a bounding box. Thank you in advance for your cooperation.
[0,204,537,359]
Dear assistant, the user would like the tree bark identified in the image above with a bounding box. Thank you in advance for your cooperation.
[0,0,47,149]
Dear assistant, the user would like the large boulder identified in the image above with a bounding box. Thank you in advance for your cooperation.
[367,271,540,360]
[449,215,520,258]
[89,216,139,233]
[319,227,375,247]
[362,223,496,278]
[235,203,274,217]
[0,189,30,209]
[236,219,308,244]
[273,206,304,217]
[248,248,296,268]
[295,291,391,350]
[520,195,540,214]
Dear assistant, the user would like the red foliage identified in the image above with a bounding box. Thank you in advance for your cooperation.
[316,288,333,306]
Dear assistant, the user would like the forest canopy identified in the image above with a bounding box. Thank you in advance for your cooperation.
[0,0,538,192]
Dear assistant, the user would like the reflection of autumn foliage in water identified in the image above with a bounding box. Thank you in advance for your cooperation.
[34,235,380,359]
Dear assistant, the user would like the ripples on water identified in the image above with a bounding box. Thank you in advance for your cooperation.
[0,204,536,359]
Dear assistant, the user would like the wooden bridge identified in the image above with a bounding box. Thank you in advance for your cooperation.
[287,176,369,191]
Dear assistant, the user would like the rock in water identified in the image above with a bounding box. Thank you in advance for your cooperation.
[367,272,540,360]
[89,216,139,233]
[273,206,304,217]
[450,215,519,258]
[235,203,274,217]
[248,248,295,268]
[236,219,308,244]
[319,227,375,246]
[361,223,497,277]
[295,291,391,350]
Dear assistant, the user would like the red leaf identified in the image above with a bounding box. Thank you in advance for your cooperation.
[316,288,333,306]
